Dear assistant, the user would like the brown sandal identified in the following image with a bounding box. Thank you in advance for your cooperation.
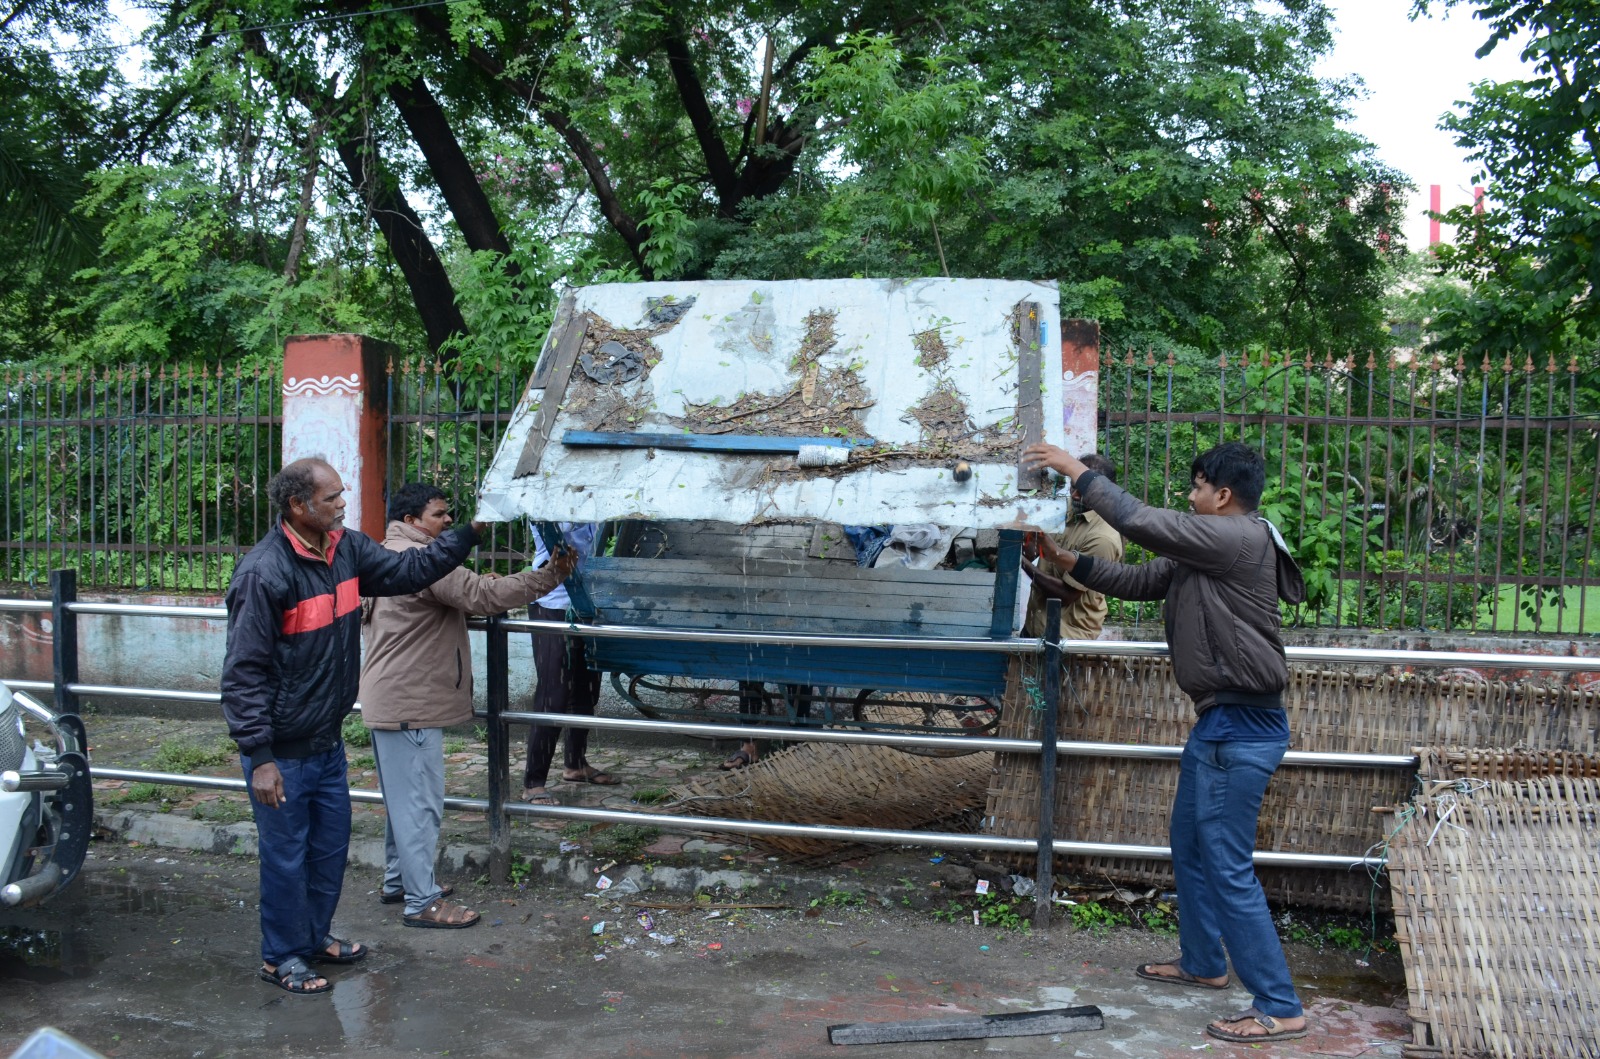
[562,767,621,785]
[403,899,480,929]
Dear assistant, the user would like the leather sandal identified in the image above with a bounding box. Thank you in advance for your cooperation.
[259,955,330,994]
[1206,1007,1309,1043]
[404,899,480,929]
[311,934,366,964]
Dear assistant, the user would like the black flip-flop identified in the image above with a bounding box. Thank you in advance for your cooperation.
[311,934,367,964]
[380,883,452,905]
[1136,961,1230,990]
[259,955,330,994]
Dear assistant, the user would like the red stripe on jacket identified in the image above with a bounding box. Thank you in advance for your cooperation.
[280,577,362,635]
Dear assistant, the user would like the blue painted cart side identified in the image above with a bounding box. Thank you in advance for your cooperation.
[567,540,1026,701]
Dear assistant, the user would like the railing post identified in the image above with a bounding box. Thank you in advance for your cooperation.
[484,610,512,884]
[1033,598,1062,931]
[50,569,80,717]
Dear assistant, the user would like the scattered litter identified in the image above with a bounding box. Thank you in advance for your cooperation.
[704,910,723,920]
[595,875,614,891]
[972,910,980,926]
[623,936,637,947]
[595,860,617,874]
[559,841,581,853]
[592,921,606,935]
[154,858,172,865]
[636,911,655,931]
[979,945,989,952]
[1355,959,1370,968]
[647,932,676,945]
[490,919,503,927]
[929,856,945,864]
[706,942,722,951]
[1009,875,1035,897]
[593,954,606,962]
[975,879,990,895]
[612,877,642,895]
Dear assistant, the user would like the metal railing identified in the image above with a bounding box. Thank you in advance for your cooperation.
[14,571,1596,923]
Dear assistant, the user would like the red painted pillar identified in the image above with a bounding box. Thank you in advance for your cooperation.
[1429,184,1442,246]
[281,334,391,540]
[1473,186,1485,213]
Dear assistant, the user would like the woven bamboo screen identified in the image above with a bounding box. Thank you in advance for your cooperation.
[1390,749,1600,1059]
[984,653,1600,910]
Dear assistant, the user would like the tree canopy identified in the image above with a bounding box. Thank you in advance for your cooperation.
[2,0,1409,371]
[1414,0,1600,363]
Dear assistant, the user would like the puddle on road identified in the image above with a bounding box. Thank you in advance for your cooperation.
[1,872,234,982]
[0,924,109,982]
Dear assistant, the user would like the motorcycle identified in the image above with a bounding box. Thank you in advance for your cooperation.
[0,682,92,908]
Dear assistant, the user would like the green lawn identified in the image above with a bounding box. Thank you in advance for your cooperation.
[1478,585,1600,635]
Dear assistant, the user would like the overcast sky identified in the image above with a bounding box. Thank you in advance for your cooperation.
[1317,0,1532,246]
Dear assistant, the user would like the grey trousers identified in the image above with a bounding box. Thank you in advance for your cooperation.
[372,726,447,916]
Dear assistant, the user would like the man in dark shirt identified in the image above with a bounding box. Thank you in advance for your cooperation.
[1023,440,1309,1045]
[222,457,484,995]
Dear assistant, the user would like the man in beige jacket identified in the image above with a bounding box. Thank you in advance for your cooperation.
[359,483,576,928]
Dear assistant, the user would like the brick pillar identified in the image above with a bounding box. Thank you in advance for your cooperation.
[1060,319,1100,458]
[281,334,391,540]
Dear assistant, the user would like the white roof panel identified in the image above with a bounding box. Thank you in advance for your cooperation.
[477,278,1066,530]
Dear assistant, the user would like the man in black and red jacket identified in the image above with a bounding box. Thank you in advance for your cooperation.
[222,456,485,996]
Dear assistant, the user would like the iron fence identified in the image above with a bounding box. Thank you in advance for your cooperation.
[1103,348,1600,633]
[4,348,1599,631]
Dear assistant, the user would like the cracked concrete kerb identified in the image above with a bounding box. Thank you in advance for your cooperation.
[93,805,820,903]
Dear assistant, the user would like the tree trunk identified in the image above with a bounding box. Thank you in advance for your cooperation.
[386,73,518,272]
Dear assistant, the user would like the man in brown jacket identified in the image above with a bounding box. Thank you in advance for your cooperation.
[358,483,576,928]
[1022,440,1309,1046]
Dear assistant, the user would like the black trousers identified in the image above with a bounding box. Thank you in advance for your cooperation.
[522,605,603,789]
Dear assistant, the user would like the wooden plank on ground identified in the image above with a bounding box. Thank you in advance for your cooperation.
[827,1006,1103,1045]
[514,312,589,478]
[1015,300,1047,493]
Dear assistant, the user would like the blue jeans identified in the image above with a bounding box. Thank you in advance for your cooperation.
[1170,736,1302,1018]
[242,745,352,967]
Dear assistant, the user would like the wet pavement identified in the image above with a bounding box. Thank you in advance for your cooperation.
[0,699,1414,1057]
[1,850,1411,1059]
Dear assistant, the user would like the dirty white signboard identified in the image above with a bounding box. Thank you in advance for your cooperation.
[477,278,1068,530]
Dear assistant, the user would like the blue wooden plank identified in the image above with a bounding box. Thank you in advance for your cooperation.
[535,520,597,619]
[561,431,876,453]
[589,640,1009,697]
[989,529,1024,638]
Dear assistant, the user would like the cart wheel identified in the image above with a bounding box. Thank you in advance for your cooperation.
[848,690,1001,757]
[617,673,743,719]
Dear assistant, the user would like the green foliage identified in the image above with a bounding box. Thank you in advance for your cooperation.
[631,786,672,805]
[443,737,469,755]
[1413,1,1600,363]
[809,888,866,910]
[342,714,373,748]
[975,892,1028,932]
[107,781,183,808]
[148,738,236,773]
[1067,900,1129,935]
[591,824,661,859]
[1139,900,1180,936]
[192,797,252,824]
[349,752,376,770]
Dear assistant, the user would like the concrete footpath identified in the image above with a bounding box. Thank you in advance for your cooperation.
[0,706,1415,1058]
